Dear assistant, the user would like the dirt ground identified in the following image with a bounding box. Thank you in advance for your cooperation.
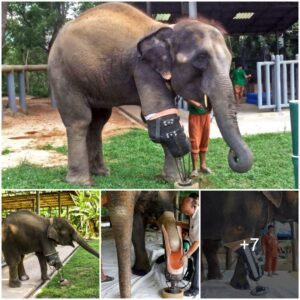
[2,98,144,169]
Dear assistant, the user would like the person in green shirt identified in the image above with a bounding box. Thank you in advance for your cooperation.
[232,64,251,105]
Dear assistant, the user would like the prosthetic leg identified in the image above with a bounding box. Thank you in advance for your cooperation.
[236,245,268,296]
[161,224,184,298]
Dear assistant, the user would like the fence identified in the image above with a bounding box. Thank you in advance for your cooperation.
[257,54,299,111]
[2,64,56,113]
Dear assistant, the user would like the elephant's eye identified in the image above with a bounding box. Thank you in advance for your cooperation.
[192,53,209,70]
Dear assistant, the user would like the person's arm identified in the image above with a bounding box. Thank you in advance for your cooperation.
[186,241,200,257]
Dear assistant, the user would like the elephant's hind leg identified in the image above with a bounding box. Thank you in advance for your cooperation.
[18,255,29,281]
[87,108,112,176]
[61,97,92,185]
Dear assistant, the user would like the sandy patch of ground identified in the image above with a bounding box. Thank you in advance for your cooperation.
[2,98,143,169]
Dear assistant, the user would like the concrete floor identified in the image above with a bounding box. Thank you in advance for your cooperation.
[2,245,78,298]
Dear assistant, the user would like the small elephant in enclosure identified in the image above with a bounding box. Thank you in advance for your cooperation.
[201,191,298,290]
[106,191,180,298]
[48,3,253,185]
[2,210,99,288]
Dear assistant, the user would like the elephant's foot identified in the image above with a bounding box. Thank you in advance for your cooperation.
[131,267,150,276]
[66,172,94,186]
[230,277,250,290]
[41,274,50,281]
[19,274,30,281]
[90,165,110,176]
[9,279,21,288]
[207,271,223,280]
[161,170,179,183]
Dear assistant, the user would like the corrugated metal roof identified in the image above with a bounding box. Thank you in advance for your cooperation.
[132,2,298,34]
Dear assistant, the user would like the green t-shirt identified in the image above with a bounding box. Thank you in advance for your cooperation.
[188,104,209,115]
[232,68,247,86]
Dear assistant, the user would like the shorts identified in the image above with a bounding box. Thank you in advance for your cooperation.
[234,85,245,97]
[188,113,210,154]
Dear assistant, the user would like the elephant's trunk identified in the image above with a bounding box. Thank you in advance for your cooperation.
[209,76,253,173]
[107,191,136,298]
[73,233,99,258]
[158,211,181,252]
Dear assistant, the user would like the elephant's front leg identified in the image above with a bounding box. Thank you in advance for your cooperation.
[230,254,250,290]
[36,252,49,281]
[87,108,112,176]
[132,213,150,276]
[203,239,223,280]
[18,255,29,281]
[162,145,180,182]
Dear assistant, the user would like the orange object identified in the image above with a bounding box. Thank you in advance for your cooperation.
[234,85,245,98]
[188,113,210,154]
[162,225,184,275]
[262,233,278,272]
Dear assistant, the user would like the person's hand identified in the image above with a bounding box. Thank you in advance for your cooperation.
[180,254,188,266]
[186,99,203,108]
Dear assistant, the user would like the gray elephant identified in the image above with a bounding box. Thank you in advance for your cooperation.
[106,191,180,298]
[2,210,99,288]
[48,3,253,185]
[201,191,298,290]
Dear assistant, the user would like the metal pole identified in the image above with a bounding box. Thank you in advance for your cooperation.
[266,65,271,106]
[275,54,282,111]
[290,222,298,271]
[146,2,151,16]
[18,71,27,112]
[257,62,262,108]
[7,71,17,113]
[188,2,197,18]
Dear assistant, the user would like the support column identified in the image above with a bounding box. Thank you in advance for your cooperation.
[188,2,197,18]
[7,71,17,113]
[146,2,151,16]
[18,71,27,112]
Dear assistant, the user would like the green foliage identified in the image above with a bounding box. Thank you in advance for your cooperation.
[39,144,67,154]
[2,148,12,155]
[70,191,100,238]
[37,239,99,298]
[1,129,295,189]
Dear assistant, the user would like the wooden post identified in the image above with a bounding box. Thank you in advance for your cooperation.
[58,192,61,217]
[36,191,40,214]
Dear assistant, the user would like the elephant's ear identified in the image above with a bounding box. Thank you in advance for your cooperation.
[137,27,173,80]
[47,225,60,243]
[262,191,283,208]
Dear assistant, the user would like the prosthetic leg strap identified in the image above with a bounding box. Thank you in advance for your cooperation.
[236,246,264,281]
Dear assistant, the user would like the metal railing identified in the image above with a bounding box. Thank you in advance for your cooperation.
[257,54,299,111]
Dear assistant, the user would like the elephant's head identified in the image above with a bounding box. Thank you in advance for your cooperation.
[47,218,99,259]
[263,191,298,223]
[137,20,253,172]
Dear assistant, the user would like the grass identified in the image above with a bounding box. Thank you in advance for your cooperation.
[2,148,13,155]
[36,239,99,298]
[38,144,67,155]
[2,128,296,189]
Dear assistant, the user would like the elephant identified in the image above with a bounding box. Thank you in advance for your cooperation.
[201,191,298,290]
[106,191,180,298]
[2,210,99,288]
[48,2,253,185]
